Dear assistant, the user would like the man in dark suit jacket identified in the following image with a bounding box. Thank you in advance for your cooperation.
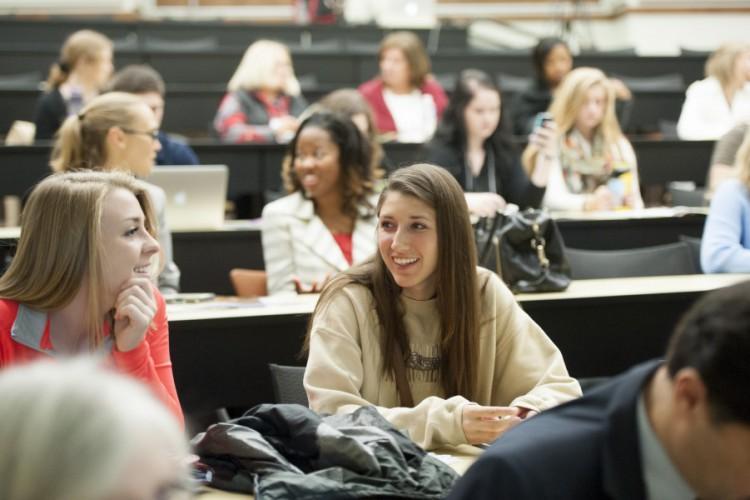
[448,280,750,500]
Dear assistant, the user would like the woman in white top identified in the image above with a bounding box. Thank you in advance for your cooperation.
[358,31,448,143]
[677,42,750,140]
[522,67,644,212]
[261,112,383,294]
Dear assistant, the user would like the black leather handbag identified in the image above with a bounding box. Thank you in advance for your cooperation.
[475,209,571,293]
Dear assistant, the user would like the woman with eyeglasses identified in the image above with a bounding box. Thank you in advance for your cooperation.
[50,92,180,294]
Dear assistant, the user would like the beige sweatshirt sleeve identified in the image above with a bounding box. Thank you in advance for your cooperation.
[304,286,471,450]
[483,272,582,411]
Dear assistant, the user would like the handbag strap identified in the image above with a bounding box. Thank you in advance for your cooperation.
[392,341,414,407]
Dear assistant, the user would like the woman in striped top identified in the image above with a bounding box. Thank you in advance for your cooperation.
[261,112,383,294]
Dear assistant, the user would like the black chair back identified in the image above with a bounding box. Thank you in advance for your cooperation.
[565,241,699,280]
[268,363,308,407]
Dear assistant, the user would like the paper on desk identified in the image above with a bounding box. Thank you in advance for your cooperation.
[430,453,460,466]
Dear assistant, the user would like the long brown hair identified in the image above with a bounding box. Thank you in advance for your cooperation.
[306,163,481,400]
[0,171,156,349]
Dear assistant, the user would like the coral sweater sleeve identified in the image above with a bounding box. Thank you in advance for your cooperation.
[110,291,184,426]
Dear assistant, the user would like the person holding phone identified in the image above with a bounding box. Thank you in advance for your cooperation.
[261,112,382,295]
[522,67,644,212]
[424,69,557,216]
[303,163,581,450]
[0,171,183,424]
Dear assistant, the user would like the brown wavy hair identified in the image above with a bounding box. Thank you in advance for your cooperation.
[282,112,381,220]
[306,163,481,401]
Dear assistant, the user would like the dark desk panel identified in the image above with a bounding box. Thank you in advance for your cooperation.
[169,212,705,294]
[0,83,689,139]
[0,45,704,88]
[172,227,264,295]
[558,213,705,250]
[0,140,714,210]
[0,144,53,198]
[0,17,467,52]
[636,139,714,186]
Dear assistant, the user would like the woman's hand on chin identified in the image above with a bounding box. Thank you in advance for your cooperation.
[113,276,157,352]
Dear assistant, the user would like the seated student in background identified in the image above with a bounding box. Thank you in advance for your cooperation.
[677,42,750,140]
[0,171,183,424]
[107,64,200,166]
[315,88,387,171]
[511,37,632,136]
[358,31,448,143]
[50,92,181,294]
[448,280,750,500]
[0,359,189,500]
[701,132,750,273]
[262,112,382,294]
[33,29,114,141]
[214,39,307,144]
[424,69,556,216]
[304,164,581,451]
[706,121,748,195]
[522,67,644,212]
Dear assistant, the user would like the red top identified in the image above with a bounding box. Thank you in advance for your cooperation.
[332,232,353,265]
[0,291,184,426]
[357,77,449,136]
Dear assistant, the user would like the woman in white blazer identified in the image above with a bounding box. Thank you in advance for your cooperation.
[262,112,383,294]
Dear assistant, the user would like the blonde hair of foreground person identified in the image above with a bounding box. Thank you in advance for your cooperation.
[0,358,189,500]
[0,170,157,348]
[523,67,621,172]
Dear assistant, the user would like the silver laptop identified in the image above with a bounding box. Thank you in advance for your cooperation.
[147,165,228,230]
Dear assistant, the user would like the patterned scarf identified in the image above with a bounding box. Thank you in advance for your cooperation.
[559,129,629,194]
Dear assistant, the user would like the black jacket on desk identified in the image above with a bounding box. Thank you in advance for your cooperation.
[192,404,458,499]
[33,89,66,141]
[423,138,546,209]
[447,360,660,500]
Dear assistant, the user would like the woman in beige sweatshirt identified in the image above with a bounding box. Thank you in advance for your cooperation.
[304,163,581,450]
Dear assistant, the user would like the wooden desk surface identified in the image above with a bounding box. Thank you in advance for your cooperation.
[168,274,749,322]
[197,445,480,499]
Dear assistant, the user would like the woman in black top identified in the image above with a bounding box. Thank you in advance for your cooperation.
[33,30,113,141]
[511,37,633,136]
[424,69,556,215]
[511,37,573,136]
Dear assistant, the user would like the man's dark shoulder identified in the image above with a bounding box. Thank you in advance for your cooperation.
[448,396,610,500]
